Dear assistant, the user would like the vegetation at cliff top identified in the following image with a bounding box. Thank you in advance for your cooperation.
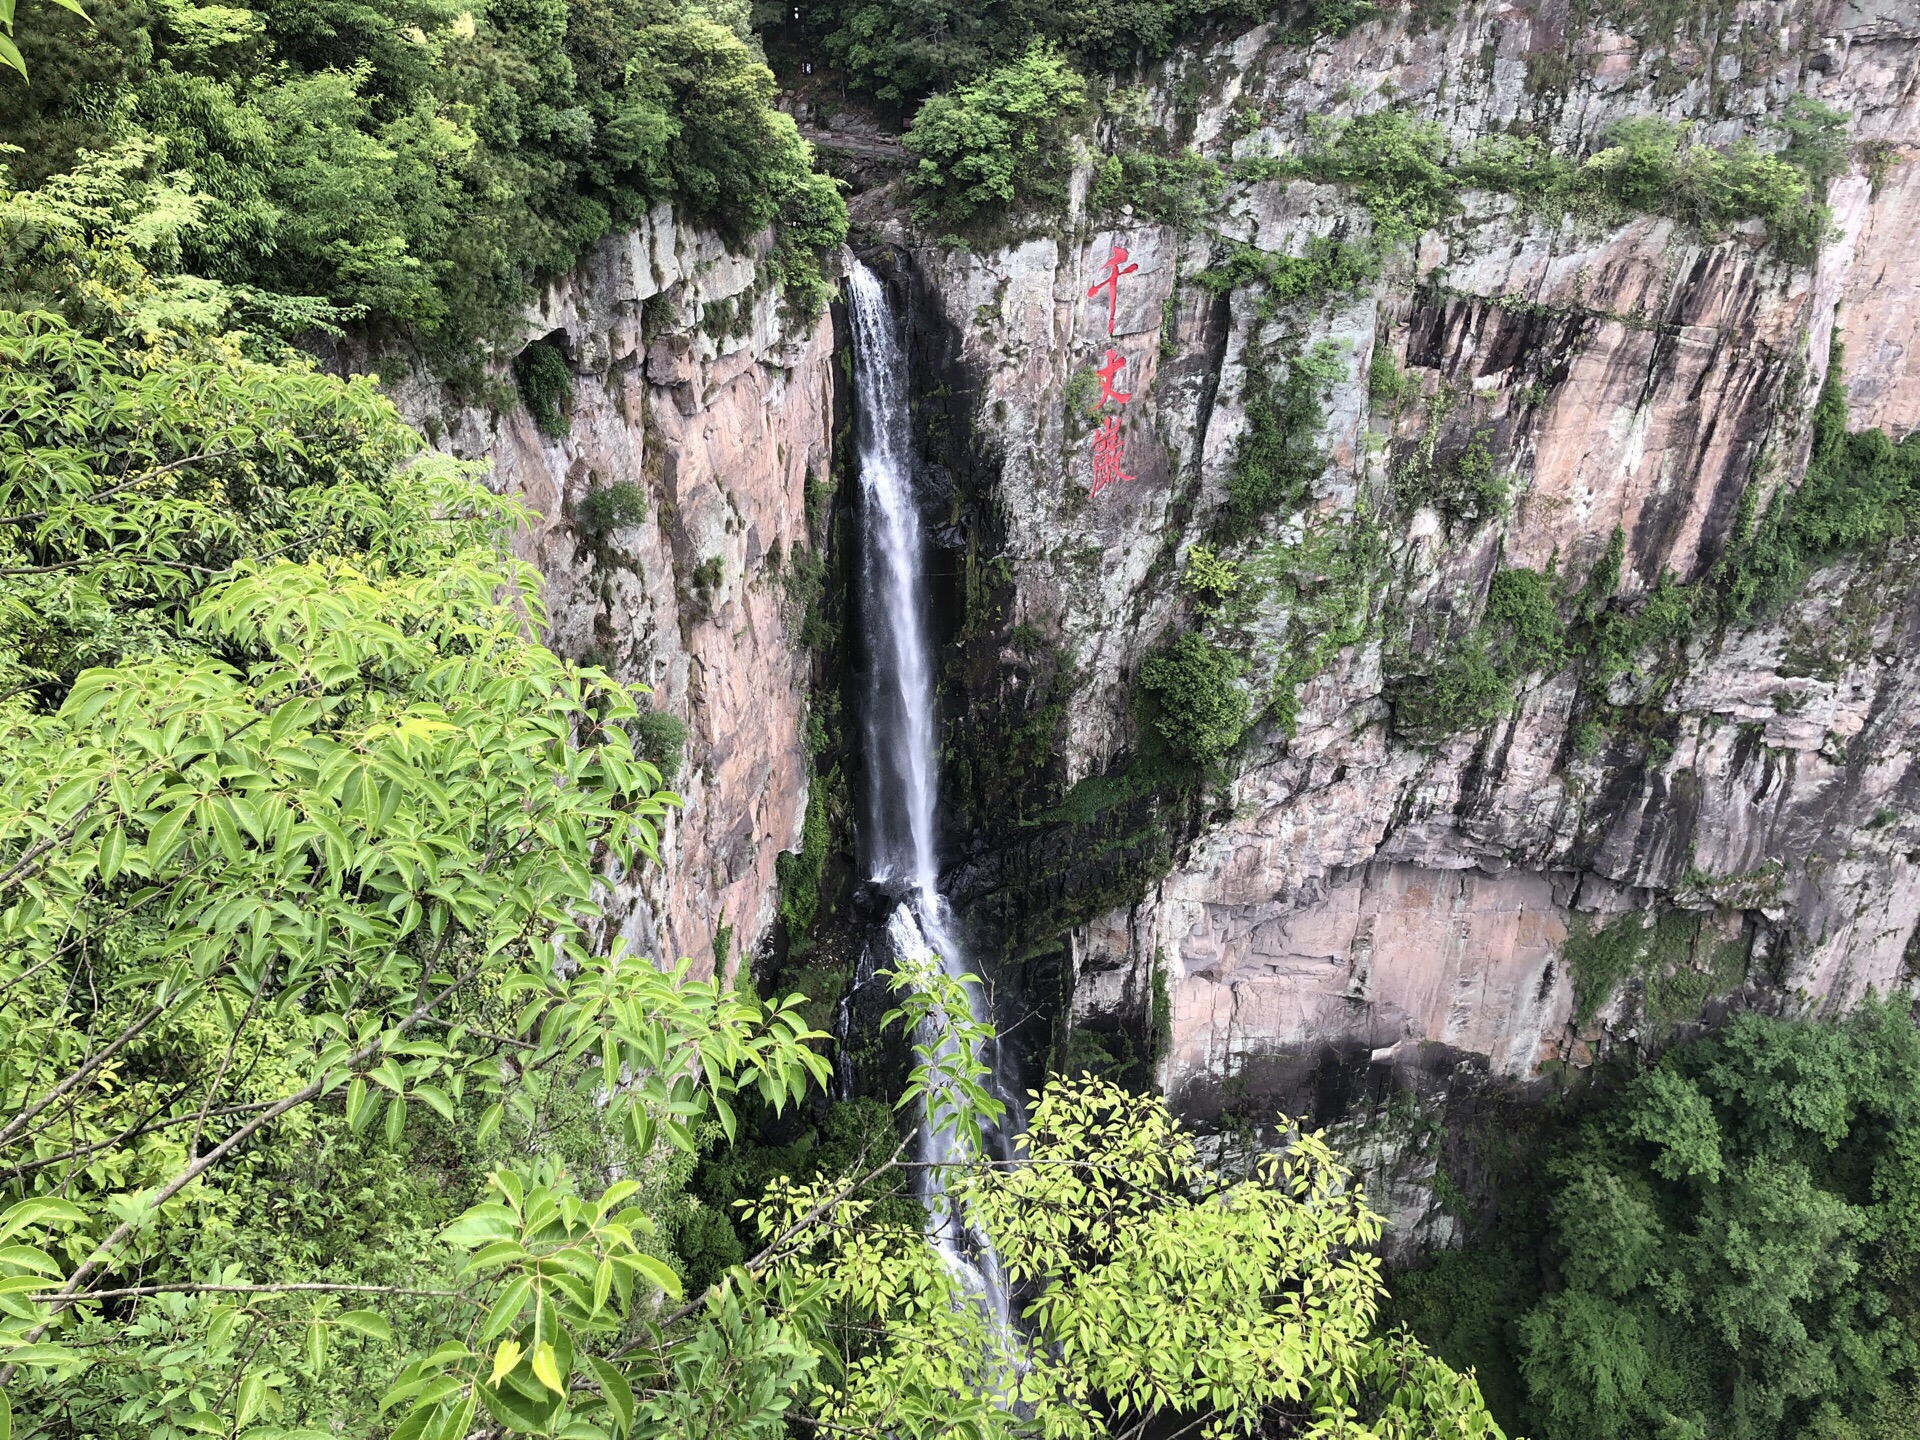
[0,0,846,362]
[903,41,1087,223]
[1394,1003,1920,1440]
[791,0,1276,106]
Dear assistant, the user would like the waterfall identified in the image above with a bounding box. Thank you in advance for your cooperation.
[844,259,1018,1344]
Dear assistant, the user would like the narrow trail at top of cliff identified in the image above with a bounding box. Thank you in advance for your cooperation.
[845,258,1021,1352]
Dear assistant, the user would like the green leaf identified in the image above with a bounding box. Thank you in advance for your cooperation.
[336,1309,392,1342]
[442,1204,517,1248]
[432,1393,476,1440]
[0,1198,87,1240]
[345,1077,373,1134]
[385,1093,407,1145]
[490,1337,524,1385]
[625,1254,682,1299]
[530,1341,565,1395]
[235,1371,266,1427]
[0,1245,64,1277]
[481,1273,532,1342]
[411,1083,455,1122]
[585,1356,633,1434]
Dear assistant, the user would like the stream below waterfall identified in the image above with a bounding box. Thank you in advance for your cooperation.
[842,258,1023,1342]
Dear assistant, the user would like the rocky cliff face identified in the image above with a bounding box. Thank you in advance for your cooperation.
[393,209,837,978]
[859,0,1920,1164]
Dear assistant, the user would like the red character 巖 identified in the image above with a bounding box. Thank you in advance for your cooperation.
[1089,414,1134,498]
[1086,246,1139,336]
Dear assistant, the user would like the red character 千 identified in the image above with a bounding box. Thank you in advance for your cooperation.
[1086,246,1139,336]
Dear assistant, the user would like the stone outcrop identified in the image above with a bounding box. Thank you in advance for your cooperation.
[392,208,836,978]
[869,0,1920,1139]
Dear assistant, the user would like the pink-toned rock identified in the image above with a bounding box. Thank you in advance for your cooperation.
[394,211,834,980]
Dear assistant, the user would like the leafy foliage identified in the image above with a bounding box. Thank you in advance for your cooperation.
[903,42,1087,222]
[1397,1006,1920,1440]
[755,1073,1508,1439]
[1392,567,1566,739]
[0,206,844,1438]
[1303,110,1457,245]
[1138,631,1248,767]
[797,0,1266,105]
[1404,1007,1920,1440]
[1193,236,1381,312]
[518,340,574,438]
[1222,341,1343,532]
[1,0,846,351]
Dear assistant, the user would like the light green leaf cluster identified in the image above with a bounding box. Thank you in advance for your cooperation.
[0,214,832,1436]
[751,1073,1508,1440]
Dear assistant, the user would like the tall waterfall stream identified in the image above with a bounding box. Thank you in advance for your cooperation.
[844,259,1022,1342]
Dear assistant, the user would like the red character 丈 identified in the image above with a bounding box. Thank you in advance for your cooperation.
[1086,246,1139,336]
[1090,348,1131,410]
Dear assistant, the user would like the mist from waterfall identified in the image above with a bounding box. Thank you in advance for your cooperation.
[844,258,1017,1346]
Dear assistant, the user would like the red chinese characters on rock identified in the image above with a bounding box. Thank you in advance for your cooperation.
[1084,246,1140,500]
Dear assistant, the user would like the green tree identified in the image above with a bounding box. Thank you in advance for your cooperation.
[903,42,1087,222]
[1403,1004,1920,1440]
[0,204,833,1436]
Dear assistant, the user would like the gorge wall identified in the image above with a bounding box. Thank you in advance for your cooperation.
[393,208,838,979]
[852,0,1920,1168]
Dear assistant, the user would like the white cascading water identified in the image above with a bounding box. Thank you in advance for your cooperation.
[844,259,1016,1344]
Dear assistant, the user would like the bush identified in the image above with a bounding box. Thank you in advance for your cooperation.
[633,709,690,780]
[799,0,1269,104]
[1401,1006,1920,1440]
[579,482,648,535]
[1582,117,1829,262]
[1484,566,1565,674]
[1224,342,1342,531]
[904,43,1087,222]
[1393,641,1513,737]
[1525,1008,1920,1440]
[1,0,847,351]
[516,340,572,436]
[1303,110,1456,245]
[1138,631,1248,767]
[1407,427,1509,526]
[1720,340,1920,619]
[1090,147,1227,226]
[775,775,833,946]
[1395,566,1564,738]
[1193,236,1381,308]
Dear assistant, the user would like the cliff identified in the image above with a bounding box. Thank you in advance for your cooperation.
[856,0,1920,1158]
[392,208,838,979]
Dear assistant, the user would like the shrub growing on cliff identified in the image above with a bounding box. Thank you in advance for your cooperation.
[1721,340,1920,618]
[1303,109,1457,245]
[1393,566,1566,739]
[516,339,573,436]
[904,43,1088,222]
[1582,117,1830,261]
[1138,631,1248,766]
[1223,341,1344,532]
